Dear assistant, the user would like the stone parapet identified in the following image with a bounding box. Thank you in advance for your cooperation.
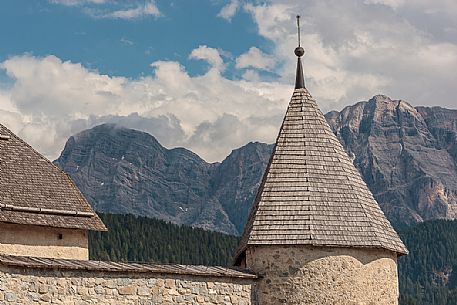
[0,255,257,305]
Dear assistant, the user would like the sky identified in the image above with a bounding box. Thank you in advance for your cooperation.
[0,0,456,162]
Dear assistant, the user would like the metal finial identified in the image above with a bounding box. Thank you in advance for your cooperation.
[294,15,305,57]
[294,15,305,89]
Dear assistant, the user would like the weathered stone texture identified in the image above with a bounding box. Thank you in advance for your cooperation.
[0,223,88,260]
[246,245,398,305]
[0,266,255,305]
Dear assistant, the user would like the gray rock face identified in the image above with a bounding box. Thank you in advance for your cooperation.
[326,95,457,229]
[56,96,457,233]
[210,142,272,234]
[55,124,272,235]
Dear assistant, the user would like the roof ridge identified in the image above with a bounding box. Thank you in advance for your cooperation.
[0,203,95,217]
[0,254,258,279]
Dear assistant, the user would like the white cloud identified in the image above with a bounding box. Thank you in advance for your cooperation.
[105,2,161,19]
[242,69,261,81]
[236,47,276,70]
[243,0,457,110]
[189,45,226,72]
[120,37,134,46]
[0,53,290,162]
[51,0,161,19]
[1,55,126,117]
[363,0,405,9]
[49,0,108,6]
[217,0,240,21]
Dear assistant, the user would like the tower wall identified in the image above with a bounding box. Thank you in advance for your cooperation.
[246,245,399,305]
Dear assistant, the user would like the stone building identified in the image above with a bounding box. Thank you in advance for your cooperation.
[0,19,407,305]
[0,124,106,260]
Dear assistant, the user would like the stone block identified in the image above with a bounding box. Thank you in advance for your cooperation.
[40,293,51,302]
[94,285,104,294]
[164,279,175,288]
[137,287,150,296]
[117,278,132,286]
[78,287,89,296]
[38,284,49,294]
[118,285,136,295]
[5,292,16,302]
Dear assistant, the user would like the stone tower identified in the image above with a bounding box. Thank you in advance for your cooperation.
[234,17,408,305]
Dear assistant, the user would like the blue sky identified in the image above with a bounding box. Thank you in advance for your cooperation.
[0,1,270,78]
[0,0,456,162]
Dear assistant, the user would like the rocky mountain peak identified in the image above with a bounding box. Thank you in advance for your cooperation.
[327,96,457,228]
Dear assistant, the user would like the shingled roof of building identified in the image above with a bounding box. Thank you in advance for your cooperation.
[0,124,106,231]
[0,254,258,279]
[235,35,407,263]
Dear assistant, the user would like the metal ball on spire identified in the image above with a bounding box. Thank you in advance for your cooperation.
[295,47,305,57]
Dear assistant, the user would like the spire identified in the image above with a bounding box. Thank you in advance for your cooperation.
[234,89,408,264]
[294,15,305,89]
[233,16,408,265]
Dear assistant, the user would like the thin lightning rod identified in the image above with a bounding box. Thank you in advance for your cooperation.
[296,15,301,47]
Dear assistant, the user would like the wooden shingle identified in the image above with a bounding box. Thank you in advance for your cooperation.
[0,124,106,231]
[235,88,407,261]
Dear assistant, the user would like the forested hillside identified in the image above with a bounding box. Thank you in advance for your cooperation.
[90,214,457,304]
[89,213,239,266]
[399,220,457,305]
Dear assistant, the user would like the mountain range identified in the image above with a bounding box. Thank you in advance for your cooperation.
[55,95,457,234]
[55,125,271,235]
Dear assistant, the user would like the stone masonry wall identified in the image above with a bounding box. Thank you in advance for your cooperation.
[0,223,88,260]
[0,265,256,305]
[246,245,399,305]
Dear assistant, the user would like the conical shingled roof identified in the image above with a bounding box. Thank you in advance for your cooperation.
[0,123,106,231]
[235,86,408,262]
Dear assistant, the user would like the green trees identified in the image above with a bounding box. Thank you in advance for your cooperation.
[399,220,457,305]
[89,213,239,266]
